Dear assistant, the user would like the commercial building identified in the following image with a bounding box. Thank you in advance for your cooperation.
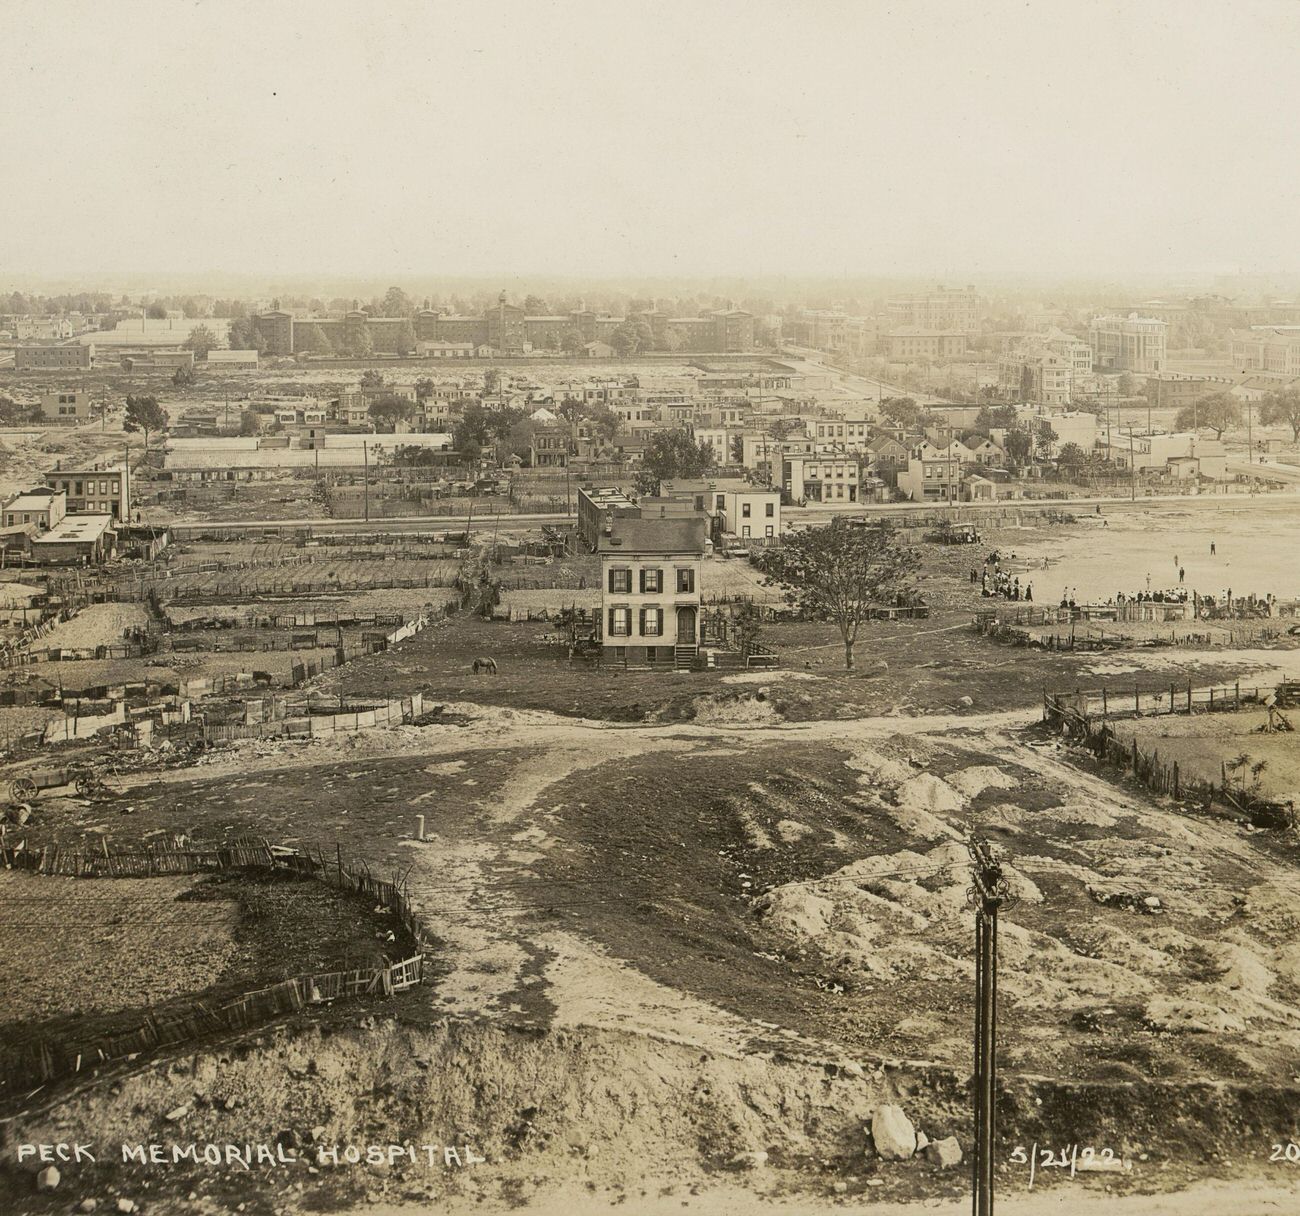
[250,300,756,357]
[45,463,132,520]
[205,349,259,368]
[886,286,978,332]
[576,486,640,551]
[782,453,860,504]
[1143,373,1234,411]
[599,517,708,666]
[1097,431,1227,479]
[39,390,92,422]
[659,478,781,542]
[15,342,93,370]
[1088,314,1167,373]
[885,331,968,361]
[28,513,117,565]
[1229,327,1300,377]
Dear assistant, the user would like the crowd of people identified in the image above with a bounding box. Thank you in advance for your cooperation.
[971,550,1033,602]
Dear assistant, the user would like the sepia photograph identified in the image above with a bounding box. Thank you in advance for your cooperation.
[2,1,1300,1213]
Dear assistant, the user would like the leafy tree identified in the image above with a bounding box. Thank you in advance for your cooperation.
[145,303,167,320]
[183,323,218,359]
[295,323,334,356]
[974,404,1018,432]
[1259,388,1300,442]
[393,319,417,356]
[1003,429,1032,465]
[483,368,501,395]
[1057,442,1087,470]
[502,417,538,464]
[239,410,260,436]
[611,320,650,356]
[634,428,716,494]
[880,397,923,429]
[557,399,621,443]
[658,327,686,353]
[759,520,917,670]
[1035,419,1058,455]
[171,366,196,388]
[453,403,493,462]
[359,368,385,388]
[730,433,745,463]
[1116,372,1139,396]
[0,395,39,425]
[341,326,373,358]
[523,294,548,314]
[123,394,167,449]
[380,286,413,317]
[560,329,586,355]
[415,377,435,401]
[369,393,416,431]
[1175,392,1240,439]
[227,316,266,353]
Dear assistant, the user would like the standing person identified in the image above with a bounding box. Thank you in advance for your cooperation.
[1179,566,1185,584]
[1025,582,1033,602]
[1211,540,1216,555]
[1174,554,1179,568]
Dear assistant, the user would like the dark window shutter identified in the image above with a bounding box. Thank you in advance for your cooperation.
[608,567,616,593]
[608,607,616,636]
[655,607,664,635]
[639,608,646,634]
[639,568,646,593]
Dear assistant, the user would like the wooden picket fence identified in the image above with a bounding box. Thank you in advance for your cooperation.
[0,837,436,1094]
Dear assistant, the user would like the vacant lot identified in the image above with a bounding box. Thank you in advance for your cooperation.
[1110,709,1300,805]
[38,602,152,650]
[0,866,416,1058]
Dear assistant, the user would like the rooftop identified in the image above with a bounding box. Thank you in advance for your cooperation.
[36,513,114,544]
[598,516,708,556]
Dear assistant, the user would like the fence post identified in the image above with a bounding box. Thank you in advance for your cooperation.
[1186,678,1193,713]
[1132,739,1139,772]
[1101,686,1108,717]
[1173,762,1180,800]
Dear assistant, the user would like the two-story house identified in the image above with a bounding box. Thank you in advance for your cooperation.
[599,517,708,667]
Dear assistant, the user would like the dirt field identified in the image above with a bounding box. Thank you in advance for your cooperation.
[0,866,414,1056]
[1110,710,1300,805]
[38,602,152,650]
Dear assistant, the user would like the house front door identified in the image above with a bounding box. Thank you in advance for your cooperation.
[676,605,697,644]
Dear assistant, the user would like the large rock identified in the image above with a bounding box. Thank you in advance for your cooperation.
[870,1104,917,1160]
[35,1165,61,1191]
[925,1136,963,1168]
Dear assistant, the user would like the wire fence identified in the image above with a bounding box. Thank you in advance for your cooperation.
[0,837,436,1094]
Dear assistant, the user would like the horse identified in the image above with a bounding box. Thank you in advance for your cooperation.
[471,656,498,675]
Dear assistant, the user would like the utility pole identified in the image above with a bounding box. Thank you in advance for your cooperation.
[363,440,369,522]
[1128,426,1136,501]
[1247,397,1253,464]
[968,836,1016,1216]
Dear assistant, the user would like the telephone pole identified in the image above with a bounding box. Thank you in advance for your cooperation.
[968,836,1016,1216]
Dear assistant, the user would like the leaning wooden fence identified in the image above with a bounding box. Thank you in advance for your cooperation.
[0,838,435,1093]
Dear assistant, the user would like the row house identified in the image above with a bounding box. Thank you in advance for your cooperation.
[783,454,860,504]
[659,478,782,542]
[812,418,873,449]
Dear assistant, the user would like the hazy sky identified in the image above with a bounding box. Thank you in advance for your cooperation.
[3,0,1298,281]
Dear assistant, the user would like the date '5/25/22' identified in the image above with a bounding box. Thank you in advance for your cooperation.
[1009,1144,1130,1187]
